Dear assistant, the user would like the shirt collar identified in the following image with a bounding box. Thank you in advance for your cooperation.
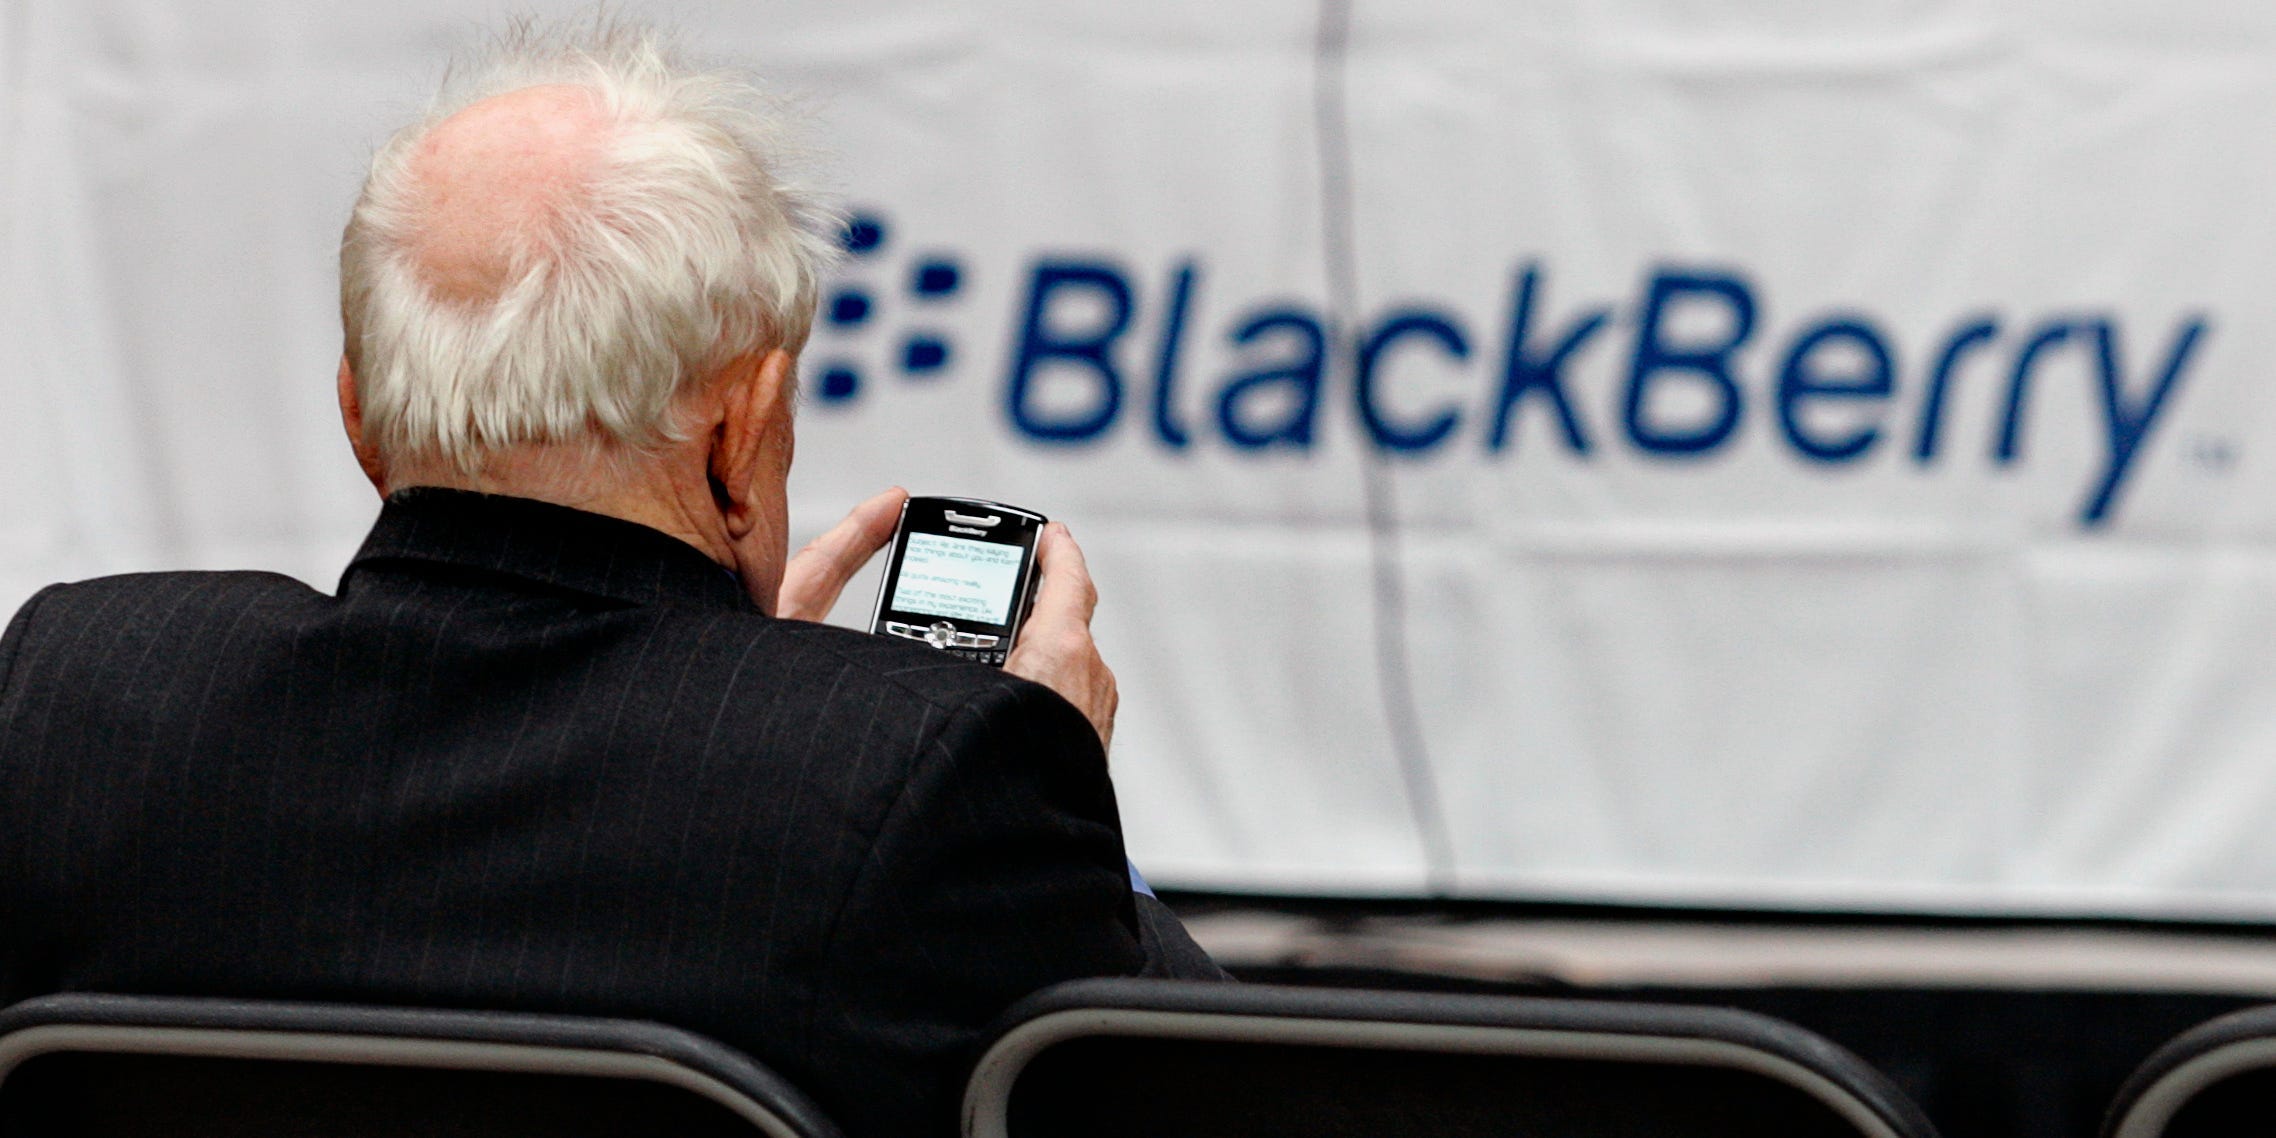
[343,487,755,613]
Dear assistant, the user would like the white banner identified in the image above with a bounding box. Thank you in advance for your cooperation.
[10,0,2276,917]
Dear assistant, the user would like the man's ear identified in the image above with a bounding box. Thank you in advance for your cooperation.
[709,348,797,539]
[337,358,389,496]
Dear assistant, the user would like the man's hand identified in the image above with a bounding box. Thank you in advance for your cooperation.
[1006,523,1118,754]
[775,487,908,622]
[780,496,1118,752]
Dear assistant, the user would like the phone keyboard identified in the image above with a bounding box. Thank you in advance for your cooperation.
[946,648,1008,665]
[881,621,1001,650]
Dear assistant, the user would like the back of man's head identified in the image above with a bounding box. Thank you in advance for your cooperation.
[339,18,836,476]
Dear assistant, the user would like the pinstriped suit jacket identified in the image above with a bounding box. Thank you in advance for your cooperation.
[0,488,1216,1137]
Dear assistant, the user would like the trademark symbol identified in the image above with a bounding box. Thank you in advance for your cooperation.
[2185,434,2239,475]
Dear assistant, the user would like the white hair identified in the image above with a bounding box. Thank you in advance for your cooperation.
[340,17,840,471]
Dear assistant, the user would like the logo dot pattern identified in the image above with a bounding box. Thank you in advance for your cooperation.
[813,211,964,405]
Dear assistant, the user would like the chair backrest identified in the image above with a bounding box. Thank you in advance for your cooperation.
[0,993,842,1138]
[2104,1003,2276,1138]
[964,978,1938,1138]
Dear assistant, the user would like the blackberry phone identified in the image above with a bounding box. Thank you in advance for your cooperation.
[867,497,1046,666]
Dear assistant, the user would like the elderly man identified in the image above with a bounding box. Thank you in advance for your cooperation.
[0,21,1221,1138]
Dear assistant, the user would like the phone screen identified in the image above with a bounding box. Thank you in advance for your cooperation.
[887,532,1025,626]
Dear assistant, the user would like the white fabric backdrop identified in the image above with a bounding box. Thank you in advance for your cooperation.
[10,0,2276,917]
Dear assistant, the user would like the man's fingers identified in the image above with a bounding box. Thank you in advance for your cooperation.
[1004,522,1117,753]
[1022,522,1098,633]
[777,487,907,621]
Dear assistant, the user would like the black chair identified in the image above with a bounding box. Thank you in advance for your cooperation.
[0,992,842,1138]
[963,978,1938,1138]
[2103,1003,2276,1138]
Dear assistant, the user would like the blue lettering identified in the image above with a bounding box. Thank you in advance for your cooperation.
[1625,269,1755,455]
[1911,317,1999,463]
[1216,308,1327,450]
[1776,316,1896,464]
[1152,261,1198,449]
[1488,264,1605,455]
[1994,321,2077,463]
[1006,261,1131,443]
[1356,310,1469,453]
[2079,316,2209,526]
[990,254,2203,528]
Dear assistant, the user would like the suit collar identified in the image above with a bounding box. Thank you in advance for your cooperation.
[345,487,756,613]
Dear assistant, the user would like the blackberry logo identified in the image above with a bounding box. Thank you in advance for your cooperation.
[812,211,966,404]
[803,206,2218,528]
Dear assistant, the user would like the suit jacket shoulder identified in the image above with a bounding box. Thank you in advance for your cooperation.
[0,503,1153,1138]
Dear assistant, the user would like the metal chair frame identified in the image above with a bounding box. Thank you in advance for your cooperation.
[0,993,842,1138]
[963,978,1938,1138]
[2105,1003,2276,1138]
